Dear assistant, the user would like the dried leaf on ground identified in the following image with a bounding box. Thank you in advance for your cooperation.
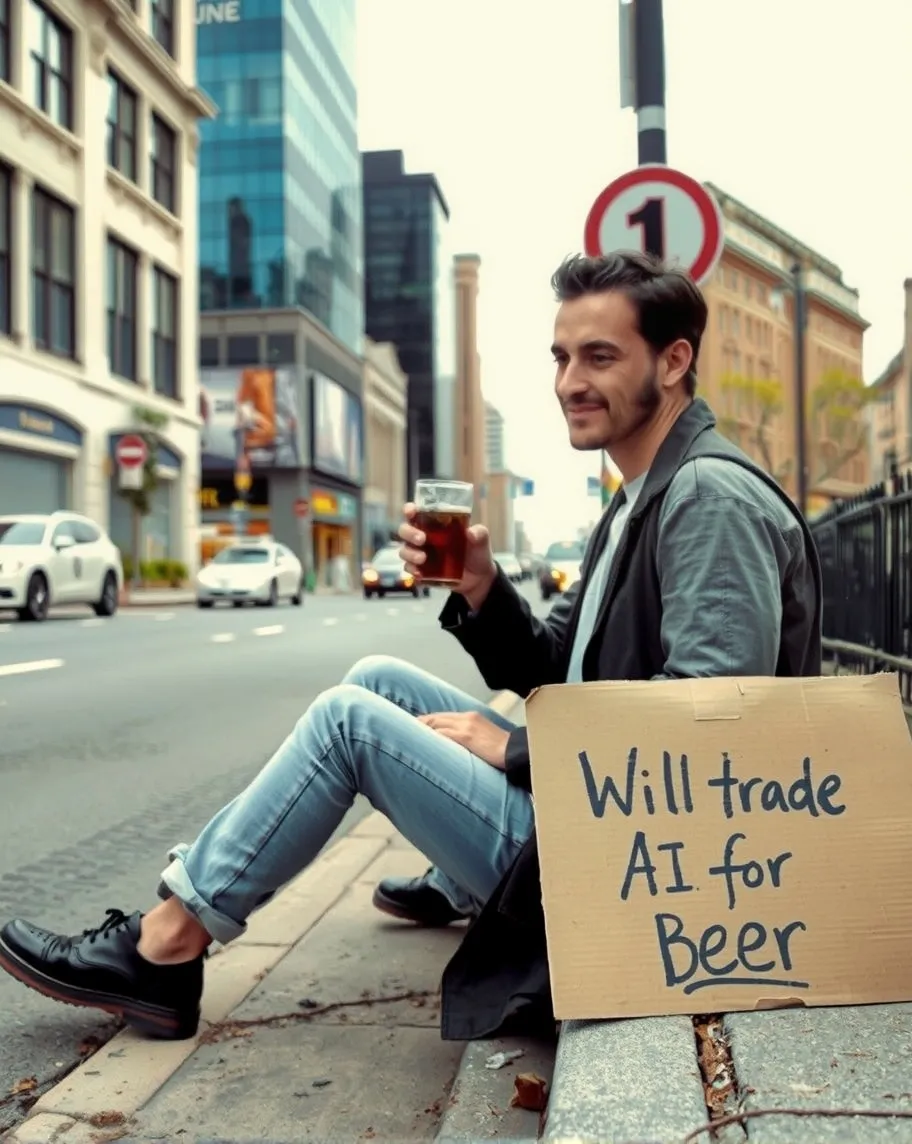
[87,1111,126,1127]
[8,1078,37,1097]
[510,1072,548,1112]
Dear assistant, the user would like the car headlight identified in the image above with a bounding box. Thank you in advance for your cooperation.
[402,573,414,588]
[363,569,379,584]
[0,560,24,575]
[552,569,561,581]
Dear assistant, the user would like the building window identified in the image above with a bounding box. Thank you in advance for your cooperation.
[106,236,138,380]
[106,70,138,182]
[150,0,173,57]
[199,336,219,366]
[0,164,9,336]
[227,334,260,365]
[0,0,10,83]
[28,0,73,130]
[267,333,296,364]
[152,265,178,398]
[32,187,75,357]
[150,114,176,213]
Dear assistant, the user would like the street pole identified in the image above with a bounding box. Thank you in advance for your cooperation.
[633,0,667,166]
[792,261,809,516]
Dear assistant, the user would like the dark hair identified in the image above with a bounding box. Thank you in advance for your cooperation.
[551,251,707,396]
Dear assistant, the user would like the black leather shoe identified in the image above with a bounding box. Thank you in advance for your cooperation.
[372,871,473,926]
[0,909,204,1040]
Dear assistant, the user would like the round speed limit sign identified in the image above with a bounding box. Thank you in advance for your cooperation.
[583,166,724,285]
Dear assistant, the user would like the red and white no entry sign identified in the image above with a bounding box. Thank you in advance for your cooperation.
[115,434,148,468]
[583,166,724,285]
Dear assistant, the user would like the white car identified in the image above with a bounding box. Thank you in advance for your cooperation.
[494,552,524,582]
[196,541,304,608]
[0,512,123,622]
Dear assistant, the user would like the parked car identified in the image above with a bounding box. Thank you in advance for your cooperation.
[362,545,429,599]
[196,541,304,608]
[0,512,123,622]
[494,552,524,582]
[518,554,535,581]
[540,540,585,600]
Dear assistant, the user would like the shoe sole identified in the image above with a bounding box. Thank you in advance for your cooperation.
[370,886,470,927]
[0,936,200,1041]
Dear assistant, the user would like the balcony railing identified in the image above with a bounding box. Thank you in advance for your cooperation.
[809,470,912,705]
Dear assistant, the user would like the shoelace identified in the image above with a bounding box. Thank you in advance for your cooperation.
[80,908,131,944]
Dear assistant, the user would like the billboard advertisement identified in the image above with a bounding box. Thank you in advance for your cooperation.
[200,367,303,469]
[312,372,363,485]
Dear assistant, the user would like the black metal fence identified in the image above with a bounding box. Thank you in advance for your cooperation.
[810,470,912,706]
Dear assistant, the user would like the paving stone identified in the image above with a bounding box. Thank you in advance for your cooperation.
[542,1017,707,1143]
[436,1035,556,1141]
[131,1023,463,1141]
[224,879,462,1029]
[727,1004,912,1142]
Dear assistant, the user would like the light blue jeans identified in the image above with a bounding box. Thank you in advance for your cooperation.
[159,655,535,943]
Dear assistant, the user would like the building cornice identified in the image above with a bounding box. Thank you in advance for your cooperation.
[89,0,216,119]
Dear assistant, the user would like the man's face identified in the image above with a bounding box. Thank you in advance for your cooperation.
[551,291,664,451]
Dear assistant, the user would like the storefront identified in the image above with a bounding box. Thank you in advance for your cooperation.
[310,486,358,588]
[0,402,83,516]
[198,475,272,562]
[107,433,183,563]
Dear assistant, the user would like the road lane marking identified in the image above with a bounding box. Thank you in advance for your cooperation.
[253,625,284,637]
[0,624,10,633]
[353,613,366,622]
[211,633,236,643]
[322,617,339,626]
[386,607,399,616]
[80,618,104,628]
[0,658,64,678]
[155,612,175,622]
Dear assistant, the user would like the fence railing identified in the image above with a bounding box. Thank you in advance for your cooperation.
[809,470,912,706]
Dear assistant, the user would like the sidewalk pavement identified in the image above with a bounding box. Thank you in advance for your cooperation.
[120,589,197,607]
[4,813,547,1144]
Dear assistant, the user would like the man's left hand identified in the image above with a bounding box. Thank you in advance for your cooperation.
[418,711,509,770]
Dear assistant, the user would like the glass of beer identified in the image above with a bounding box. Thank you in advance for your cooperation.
[413,479,473,587]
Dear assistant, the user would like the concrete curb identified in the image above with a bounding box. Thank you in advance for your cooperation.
[4,689,523,1144]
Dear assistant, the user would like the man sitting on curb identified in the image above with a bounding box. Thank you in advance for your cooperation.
[0,252,822,1044]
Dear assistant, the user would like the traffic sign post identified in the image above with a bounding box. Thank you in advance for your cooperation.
[583,165,724,285]
[116,434,148,492]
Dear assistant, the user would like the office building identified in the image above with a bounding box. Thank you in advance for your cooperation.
[195,1,365,587]
[362,337,407,555]
[198,308,364,588]
[0,0,212,572]
[485,401,506,472]
[196,0,362,354]
[867,279,912,481]
[453,254,486,493]
[699,185,869,511]
[362,149,456,488]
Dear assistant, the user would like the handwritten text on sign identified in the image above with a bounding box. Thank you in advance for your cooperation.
[580,747,844,996]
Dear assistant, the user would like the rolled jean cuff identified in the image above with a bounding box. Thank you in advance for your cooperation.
[158,844,246,945]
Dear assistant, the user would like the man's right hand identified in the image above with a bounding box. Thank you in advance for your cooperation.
[399,504,498,611]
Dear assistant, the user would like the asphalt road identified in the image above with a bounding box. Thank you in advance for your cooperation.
[0,580,548,1129]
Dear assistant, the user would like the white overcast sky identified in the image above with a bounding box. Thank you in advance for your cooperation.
[356,0,912,549]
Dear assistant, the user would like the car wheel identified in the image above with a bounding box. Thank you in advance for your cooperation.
[19,572,50,622]
[291,579,304,606]
[541,588,551,601]
[422,586,430,597]
[267,579,278,607]
[363,588,373,599]
[411,585,420,597]
[197,599,214,609]
[232,600,245,608]
[93,571,119,617]
[377,589,386,599]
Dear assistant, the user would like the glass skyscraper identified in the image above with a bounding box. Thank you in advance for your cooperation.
[196,0,362,355]
[362,150,456,486]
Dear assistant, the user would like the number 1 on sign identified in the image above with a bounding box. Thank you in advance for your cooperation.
[627,197,665,258]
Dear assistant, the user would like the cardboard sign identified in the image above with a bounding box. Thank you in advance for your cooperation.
[526,673,912,1020]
